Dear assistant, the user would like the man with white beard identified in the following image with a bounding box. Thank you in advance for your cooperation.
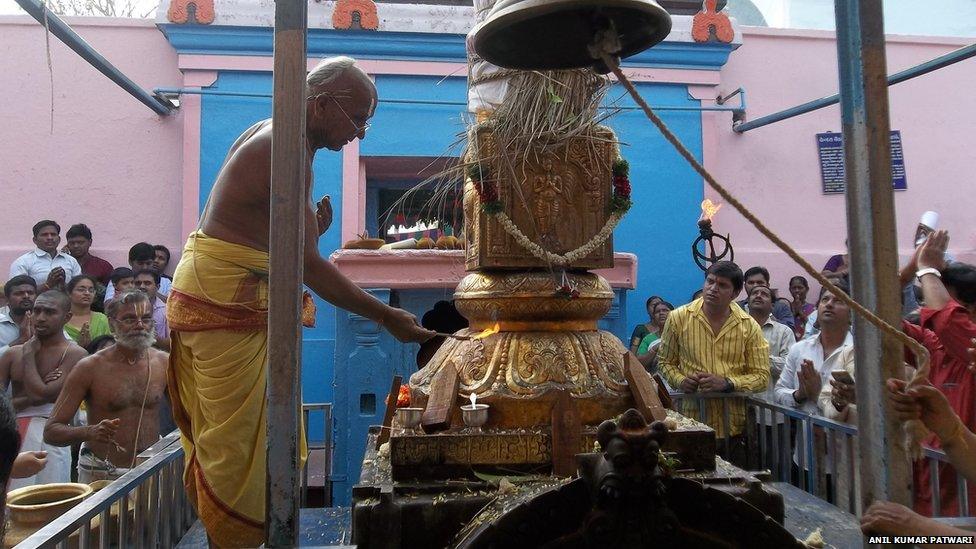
[45,290,168,482]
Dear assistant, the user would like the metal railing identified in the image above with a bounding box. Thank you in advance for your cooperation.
[669,391,750,450]
[15,431,194,549]
[671,391,974,518]
[302,403,334,507]
[15,403,334,548]
[745,394,862,513]
[923,446,972,517]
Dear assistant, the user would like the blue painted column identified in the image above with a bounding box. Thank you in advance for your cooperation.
[331,289,404,504]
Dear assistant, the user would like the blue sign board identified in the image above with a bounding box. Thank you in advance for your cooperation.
[816,130,907,194]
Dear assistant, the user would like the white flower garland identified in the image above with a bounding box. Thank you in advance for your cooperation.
[494,211,622,266]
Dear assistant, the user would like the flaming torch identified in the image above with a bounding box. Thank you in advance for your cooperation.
[692,199,734,271]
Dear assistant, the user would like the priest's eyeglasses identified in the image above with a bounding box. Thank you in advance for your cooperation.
[310,92,370,134]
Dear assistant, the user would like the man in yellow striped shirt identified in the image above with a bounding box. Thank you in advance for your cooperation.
[659,261,769,465]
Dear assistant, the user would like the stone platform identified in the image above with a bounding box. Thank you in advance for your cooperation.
[390,409,716,480]
[353,428,786,549]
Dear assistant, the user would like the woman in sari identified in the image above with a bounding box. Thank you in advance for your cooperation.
[789,276,816,340]
[629,295,663,354]
[637,301,674,372]
[65,275,111,347]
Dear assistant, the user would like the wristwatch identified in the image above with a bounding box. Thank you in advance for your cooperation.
[916,267,942,279]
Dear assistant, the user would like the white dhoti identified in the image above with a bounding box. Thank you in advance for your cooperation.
[77,445,130,484]
[8,416,72,490]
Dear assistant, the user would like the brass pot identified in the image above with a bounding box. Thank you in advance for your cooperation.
[4,483,93,547]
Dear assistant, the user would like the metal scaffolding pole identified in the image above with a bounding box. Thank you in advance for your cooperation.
[14,0,174,115]
[265,0,307,545]
[734,42,976,133]
[833,0,912,525]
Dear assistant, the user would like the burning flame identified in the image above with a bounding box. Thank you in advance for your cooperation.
[473,323,500,340]
[469,393,477,407]
[700,199,723,222]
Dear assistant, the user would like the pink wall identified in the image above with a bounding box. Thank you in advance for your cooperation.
[0,16,184,277]
[2,17,973,296]
[709,27,976,297]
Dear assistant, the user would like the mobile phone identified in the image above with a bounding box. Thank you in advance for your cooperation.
[830,370,854,384]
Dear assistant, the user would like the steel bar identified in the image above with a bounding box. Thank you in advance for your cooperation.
[134,484,145,549]
[152,87,742,112]
[834,0,913,521]
[118,482,129,548]
[325,403,334,506]
[265,0,308,544]
[828,429,838,501]
[161,465,171,548]
[734,41,976,133]
[846,434,856,514]
[957,475,969,517]
[78,520,91,548]
[302,407,310,508]
[98,509,110,549]
[772,411,781,480]
[13,0,173,115]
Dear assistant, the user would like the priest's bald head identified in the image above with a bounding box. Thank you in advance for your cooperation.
[306,56,377,151]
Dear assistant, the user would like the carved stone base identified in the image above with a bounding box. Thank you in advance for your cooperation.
[389,418,716,481]
[409,328,634,428]
[410,270,635,429]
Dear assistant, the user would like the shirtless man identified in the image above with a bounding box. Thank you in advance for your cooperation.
[45,290,168,482]
[0,290,87,489]
[167,56,434,545]
[195,56,429,338]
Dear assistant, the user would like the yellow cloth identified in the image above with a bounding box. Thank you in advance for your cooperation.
[658,297,769,438]
[167,231,307,548]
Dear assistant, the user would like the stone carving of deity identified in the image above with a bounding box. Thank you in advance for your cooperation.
[533,158,565,241]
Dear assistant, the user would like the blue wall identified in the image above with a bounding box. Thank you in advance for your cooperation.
[171,24,726,503]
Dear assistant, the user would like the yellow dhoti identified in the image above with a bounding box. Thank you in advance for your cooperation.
[167,231,306,548]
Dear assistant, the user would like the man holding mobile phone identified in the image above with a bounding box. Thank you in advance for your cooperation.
[774,284,854,415]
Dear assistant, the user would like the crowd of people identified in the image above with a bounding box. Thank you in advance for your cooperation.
[0,220,174,494]
[2,209,974,542]
[631,222,976,540]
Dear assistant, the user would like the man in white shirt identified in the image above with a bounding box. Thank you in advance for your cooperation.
[8,221,81,291]
[748,284,795,468]
[748,285,795,394]
[0,276,38,349]
[774,284,853,487]
[775,285,853,414]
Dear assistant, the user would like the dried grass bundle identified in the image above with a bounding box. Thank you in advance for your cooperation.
[383,68,617,252]
[492,68,610,154]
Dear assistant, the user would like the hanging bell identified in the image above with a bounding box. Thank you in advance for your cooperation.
[472,0,672,73]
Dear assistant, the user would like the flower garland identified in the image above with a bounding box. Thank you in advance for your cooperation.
[467,163,502,214]
[467,158,631,267]
[610,158,632,214]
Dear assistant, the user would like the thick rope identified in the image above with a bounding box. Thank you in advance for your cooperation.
[600,53,931,457]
